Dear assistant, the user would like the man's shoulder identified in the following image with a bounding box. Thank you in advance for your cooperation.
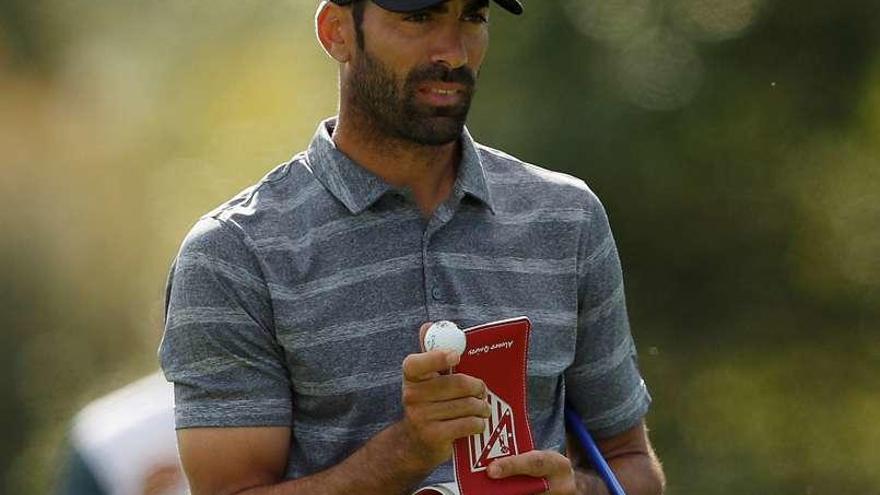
[206,153,317,220]
[185,153,329,244]
[475,143,602,209]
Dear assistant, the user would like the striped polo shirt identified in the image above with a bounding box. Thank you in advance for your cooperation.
[159,118,651,486]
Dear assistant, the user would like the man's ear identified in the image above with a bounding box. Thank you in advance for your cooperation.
[316,1,354,63]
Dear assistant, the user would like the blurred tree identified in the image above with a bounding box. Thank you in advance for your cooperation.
[2,0,878,493]
[0,0,50,71]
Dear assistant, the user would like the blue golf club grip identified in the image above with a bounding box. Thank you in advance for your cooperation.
[564,406,627,495]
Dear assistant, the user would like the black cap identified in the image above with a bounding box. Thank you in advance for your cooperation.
[330,0,523,16]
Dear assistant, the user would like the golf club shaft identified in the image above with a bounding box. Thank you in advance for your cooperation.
[564,406,627,495]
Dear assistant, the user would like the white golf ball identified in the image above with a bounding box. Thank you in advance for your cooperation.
[424,320,466,357]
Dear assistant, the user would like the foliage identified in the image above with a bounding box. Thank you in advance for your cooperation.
[1,1,877,493]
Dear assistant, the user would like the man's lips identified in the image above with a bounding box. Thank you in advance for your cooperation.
[417,82,470,106]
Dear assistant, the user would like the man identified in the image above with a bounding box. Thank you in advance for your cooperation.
[159,0,666,494]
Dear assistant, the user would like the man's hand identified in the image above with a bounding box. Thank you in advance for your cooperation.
[486,450,578,495]
[485,421,667,495]
[398,325,492,469]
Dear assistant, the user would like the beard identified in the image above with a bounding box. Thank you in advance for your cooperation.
[346,48,477,147]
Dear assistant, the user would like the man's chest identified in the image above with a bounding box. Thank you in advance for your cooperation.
[255,205,582,417]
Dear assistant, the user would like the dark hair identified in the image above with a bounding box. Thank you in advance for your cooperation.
[351,0,367,49]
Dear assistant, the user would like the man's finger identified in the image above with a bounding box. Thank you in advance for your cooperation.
[421,396,491,421]
[487,450,568,479]
[402,350,460,382]
[405,373,487,402]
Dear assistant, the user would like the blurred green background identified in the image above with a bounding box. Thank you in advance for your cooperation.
[1,0,878,493]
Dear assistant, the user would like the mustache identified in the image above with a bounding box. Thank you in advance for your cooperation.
[406,64,477,89]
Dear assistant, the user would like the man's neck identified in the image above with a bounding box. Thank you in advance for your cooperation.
[332,112,460,218]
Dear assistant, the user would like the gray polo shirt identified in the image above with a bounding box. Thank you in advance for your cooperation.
[159,118,651,486]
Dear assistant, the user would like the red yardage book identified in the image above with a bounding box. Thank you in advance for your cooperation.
[450,317,549,495]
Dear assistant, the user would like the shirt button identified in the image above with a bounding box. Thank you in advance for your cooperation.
[431,286,442,300]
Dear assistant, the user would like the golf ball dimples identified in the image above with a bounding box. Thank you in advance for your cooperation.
[424,320,466,356]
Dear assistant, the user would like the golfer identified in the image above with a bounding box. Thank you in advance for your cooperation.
[159,1,666,493]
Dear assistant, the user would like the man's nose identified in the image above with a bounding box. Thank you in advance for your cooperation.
[430,24,469,69]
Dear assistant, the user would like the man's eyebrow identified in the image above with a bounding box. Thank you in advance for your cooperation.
[417,0,489,14]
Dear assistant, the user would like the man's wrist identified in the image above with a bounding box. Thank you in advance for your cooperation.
[381,420,443,476]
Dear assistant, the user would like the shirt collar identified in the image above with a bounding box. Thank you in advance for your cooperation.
[305,117,495,215]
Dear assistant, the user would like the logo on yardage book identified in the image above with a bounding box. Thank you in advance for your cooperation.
[468,388,518,472]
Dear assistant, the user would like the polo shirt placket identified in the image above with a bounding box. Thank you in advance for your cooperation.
[422,188,464,322]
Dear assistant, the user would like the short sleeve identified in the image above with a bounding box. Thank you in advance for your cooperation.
[564,192,651,439]
[159,217,292,429]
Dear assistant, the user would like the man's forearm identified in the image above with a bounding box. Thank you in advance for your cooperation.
[235,422,433,495]
[574,469,611,495]
[575,451,665,495]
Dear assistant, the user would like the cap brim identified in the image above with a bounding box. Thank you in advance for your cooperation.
[492,0,523,15]
[370,0,523,15]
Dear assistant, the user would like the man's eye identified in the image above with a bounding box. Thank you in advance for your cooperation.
[464,13,489,24]
[404,12,432,23]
